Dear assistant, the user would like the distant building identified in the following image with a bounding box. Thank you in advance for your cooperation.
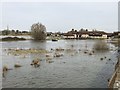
[63,29,109,39]
[106,33,114,39]
[88,31,107,39]
[63,33,75,39]
[113,31,120,36]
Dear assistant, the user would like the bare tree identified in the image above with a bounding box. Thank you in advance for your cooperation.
[31,22,46,40]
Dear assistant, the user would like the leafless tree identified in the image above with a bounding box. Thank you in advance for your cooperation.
[31,22,46,40]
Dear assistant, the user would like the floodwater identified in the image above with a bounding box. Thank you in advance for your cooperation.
[1,39,118,88]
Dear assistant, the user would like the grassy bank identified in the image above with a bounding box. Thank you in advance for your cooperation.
[1,37,26,41]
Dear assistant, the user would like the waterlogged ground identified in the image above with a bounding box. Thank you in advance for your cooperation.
[1,40,118,88]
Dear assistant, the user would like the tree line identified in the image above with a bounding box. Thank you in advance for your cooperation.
[1,29,30,35]
[1,22,47,40]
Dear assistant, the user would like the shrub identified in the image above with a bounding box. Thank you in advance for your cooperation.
[111,38,120,47]
[93,40,109,51]
[31,22,46,40]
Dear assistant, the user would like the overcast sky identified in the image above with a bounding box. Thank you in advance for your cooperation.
[1,2,118,32]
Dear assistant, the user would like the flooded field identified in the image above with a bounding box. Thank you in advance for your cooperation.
[1,39,118,88]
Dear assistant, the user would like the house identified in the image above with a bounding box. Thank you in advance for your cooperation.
[88,31,107,39]
[106,33,114,39]
[79,31,89,38]
[63,29,78,39]
[63,33,75,39]
[63,29,108,39]
[113,31,120,38]
[113,31,120,36]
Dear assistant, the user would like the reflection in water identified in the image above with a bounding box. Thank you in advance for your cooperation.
[30,40,46,49]
[3,71,7,79]
[1,40,118,88]
[30,40,47,61]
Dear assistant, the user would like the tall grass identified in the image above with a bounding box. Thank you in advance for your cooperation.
[110,38,120,47]
[93,40,109,51]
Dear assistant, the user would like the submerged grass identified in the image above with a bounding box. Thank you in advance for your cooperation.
[7,48,49,55]
[93,40,109,51]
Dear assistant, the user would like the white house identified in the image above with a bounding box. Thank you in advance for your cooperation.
[102,34,107,39]
[81,34,89,38]
[63,34,75,39]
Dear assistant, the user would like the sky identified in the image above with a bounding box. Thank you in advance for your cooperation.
[1,1,118,33]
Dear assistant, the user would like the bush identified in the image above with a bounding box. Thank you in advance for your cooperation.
[93,40,109,51]
[31,22,46,40]
[111,38,120,47]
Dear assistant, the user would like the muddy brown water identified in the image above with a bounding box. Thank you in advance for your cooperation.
[1,39,118,88]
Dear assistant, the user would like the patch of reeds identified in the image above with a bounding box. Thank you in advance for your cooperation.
[93,40,109,51]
